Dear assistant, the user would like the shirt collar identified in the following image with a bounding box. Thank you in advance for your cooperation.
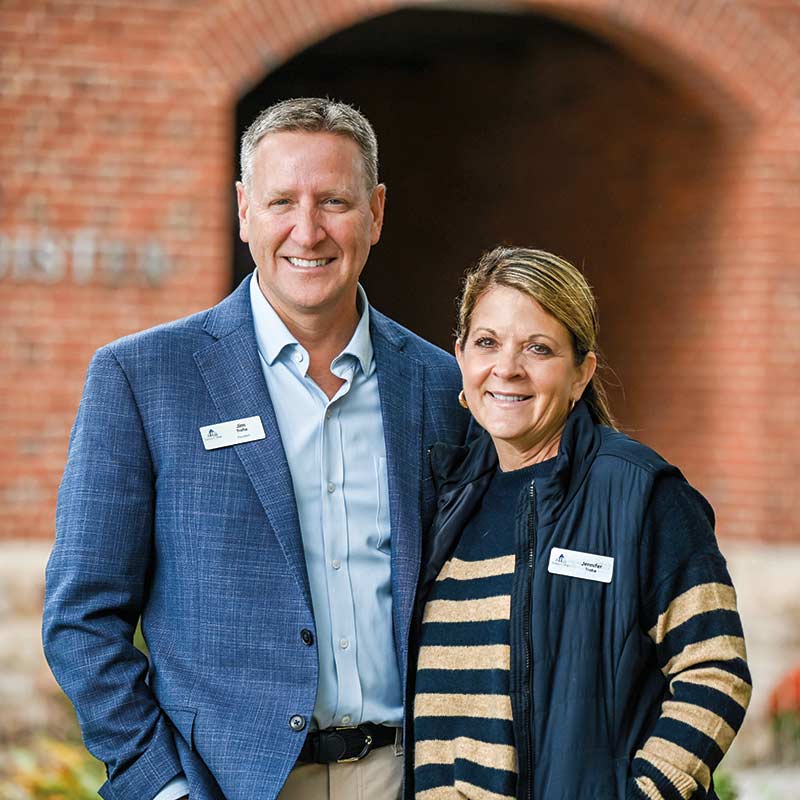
[249,271,374,376]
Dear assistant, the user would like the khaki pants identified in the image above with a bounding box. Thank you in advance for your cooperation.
[277,741,403,800]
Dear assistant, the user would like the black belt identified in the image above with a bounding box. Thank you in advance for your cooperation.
[297,723,397,764]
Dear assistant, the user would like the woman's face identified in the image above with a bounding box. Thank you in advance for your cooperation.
[456,285,596,466]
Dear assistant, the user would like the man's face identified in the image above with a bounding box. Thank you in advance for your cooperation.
[236,131,385,323]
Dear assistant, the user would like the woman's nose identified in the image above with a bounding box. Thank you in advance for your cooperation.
[492,348,523,378]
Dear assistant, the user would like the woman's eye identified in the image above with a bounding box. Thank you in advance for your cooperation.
[529,343,551,355]
[474,337,495,348]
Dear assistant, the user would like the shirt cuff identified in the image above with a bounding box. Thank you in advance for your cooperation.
[152,774,190,800]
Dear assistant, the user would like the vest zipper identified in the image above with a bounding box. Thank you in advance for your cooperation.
[522,479,537,800]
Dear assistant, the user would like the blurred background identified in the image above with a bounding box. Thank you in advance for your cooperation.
[1,1,799,797]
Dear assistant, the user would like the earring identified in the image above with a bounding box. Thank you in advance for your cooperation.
[458,390,469,410]
[569,397,576,413]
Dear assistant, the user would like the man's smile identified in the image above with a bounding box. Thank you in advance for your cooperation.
[285,256,336,267]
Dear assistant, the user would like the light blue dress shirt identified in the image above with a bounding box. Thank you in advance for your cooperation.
[152,273,402,800]
[249,271,402,729]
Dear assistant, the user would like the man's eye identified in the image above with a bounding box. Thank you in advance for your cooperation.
[270,198,291,207]
[324,198,346,207]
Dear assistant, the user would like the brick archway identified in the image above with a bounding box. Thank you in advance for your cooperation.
[174,0,800,546]
[184,0,791,122]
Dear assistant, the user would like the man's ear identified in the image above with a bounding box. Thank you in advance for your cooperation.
[235,181,250,243]
[369,184,386,245]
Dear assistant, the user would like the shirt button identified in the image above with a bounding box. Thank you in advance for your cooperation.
[325,410,332,420]
[327,482,335,494]
[294,351,304,363]
[300,629,314,646]
[289,714,306,732]
[341,715,352,725]
[331,559,341,570]
[339,638,349,650]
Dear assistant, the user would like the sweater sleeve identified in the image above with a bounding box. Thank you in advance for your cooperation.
[628,475,752,800]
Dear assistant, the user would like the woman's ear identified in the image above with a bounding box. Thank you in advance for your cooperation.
[574,351,597,398]
[455,339,463,370]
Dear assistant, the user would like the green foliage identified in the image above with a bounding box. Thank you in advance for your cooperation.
[0,736,104,800]
[772,710,800,763]
[714,769,739,800]
[0,626,148,799]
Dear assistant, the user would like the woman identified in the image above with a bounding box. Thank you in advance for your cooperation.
[407,247,751,800]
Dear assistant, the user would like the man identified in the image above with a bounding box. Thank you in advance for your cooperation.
[43,98,468,800]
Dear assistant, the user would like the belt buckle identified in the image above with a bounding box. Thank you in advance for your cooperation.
[333,725,373,763]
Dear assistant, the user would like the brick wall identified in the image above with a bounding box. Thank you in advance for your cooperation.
[0,1,231,541]
[1,0,798,548]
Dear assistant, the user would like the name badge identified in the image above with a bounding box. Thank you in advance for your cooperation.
[199,416,265,450]
[548,547,614,584]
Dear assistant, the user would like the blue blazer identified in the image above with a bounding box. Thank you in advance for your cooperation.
[43,275,468,800]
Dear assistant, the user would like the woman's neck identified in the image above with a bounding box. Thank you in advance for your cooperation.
[494,427,562,472]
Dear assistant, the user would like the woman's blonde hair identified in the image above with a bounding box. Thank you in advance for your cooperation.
[457,246,617,429]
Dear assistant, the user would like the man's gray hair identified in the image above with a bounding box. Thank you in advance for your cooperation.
[240,97,379,190]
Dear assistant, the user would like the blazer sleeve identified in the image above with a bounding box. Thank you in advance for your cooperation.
[42,346,183,800]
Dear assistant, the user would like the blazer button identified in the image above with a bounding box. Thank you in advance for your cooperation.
[300,629,314,646]
[289,714,306,732]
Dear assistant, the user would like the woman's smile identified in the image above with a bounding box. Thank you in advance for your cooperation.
[485,391,533,403]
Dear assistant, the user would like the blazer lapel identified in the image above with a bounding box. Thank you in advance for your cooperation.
[371,314,424,663]
[194,279,312,610]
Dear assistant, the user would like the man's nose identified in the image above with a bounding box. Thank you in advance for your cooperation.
[291,207,326,249]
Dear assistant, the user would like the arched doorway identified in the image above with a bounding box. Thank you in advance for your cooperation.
[232,8,727,429]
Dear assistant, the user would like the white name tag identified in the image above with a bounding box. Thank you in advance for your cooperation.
[548,547,614,583]
[199,416,265,450]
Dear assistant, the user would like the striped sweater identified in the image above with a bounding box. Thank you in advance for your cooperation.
[414,461,550,800]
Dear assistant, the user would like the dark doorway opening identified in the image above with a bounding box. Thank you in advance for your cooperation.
[233,8,725,427]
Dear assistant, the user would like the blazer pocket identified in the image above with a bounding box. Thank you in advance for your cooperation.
[164,706,197,751]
